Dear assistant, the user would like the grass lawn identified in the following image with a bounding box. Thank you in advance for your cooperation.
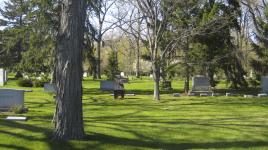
[0,77,268,150]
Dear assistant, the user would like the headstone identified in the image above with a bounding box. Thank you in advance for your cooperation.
[0,69,4,86]
[0,89,25,109]
[212,93,220,96]
[261,76,268,93]
[192,75,210,91]
[149,74,153,78]
[120,72,125,77]
[44,83,56,93]
[173,93,180,97]
[4,70,7,82]
[258,93,268,97]
[188,75,212,96]
[244,95,254,98]
[100,81,116,91]
[200,93,208,96]
[83,72,88,78]
[226,93,235,97]
[6,116,27,121]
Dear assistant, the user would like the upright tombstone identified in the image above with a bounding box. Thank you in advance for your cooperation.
[44,83,56,93]
[261,76,268,93]
[120,72,125,77]
[4,70,8,82]
[0,89,25,110]
[0,69,4,86]
[188,75,212,96]
[100,81,116,91]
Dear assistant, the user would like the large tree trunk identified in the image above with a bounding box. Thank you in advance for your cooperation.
[136,38,140,78]
[96,39,101,79]
[54,0,85,140]
[152,62,160,100]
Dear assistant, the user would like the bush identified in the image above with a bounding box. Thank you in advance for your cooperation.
[17,78,33,87]
[32,80,45,87]
[248,78,260,88]
[10,105,24,114]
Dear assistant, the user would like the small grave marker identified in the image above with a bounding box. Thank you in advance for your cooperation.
[6,116,27,121]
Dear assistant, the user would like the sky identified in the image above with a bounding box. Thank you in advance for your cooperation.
[0,0,6,8]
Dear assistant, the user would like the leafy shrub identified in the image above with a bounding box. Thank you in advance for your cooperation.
[17,78,33,87]
[10,105,24,114]
[248,78,260,88]
[32,80,45,87]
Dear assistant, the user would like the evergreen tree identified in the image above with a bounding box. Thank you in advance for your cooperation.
[250,3,268,77]
[0,0,30,70]
[104,50,120,80]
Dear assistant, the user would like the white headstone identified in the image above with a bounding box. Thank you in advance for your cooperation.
[258,93,267,97]
[149,74,153,78]
[0,89,24,109]
[83,72,88,78]
[0,69,4,86]
[261,76,268,93]
[4,70,7,82]
[6,116,27,121]
[244,95,254,98]
[120,72,125,77]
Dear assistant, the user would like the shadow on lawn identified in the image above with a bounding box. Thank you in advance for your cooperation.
[86,132,268,149]
[0,120,79,150]
[83,88,185,96]
[1,116,268,149]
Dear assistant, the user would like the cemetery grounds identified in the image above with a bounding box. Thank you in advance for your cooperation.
[0,77,268,150]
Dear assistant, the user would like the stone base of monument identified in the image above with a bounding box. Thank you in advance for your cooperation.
[258,93,268,97]
[188,91,213,96]
[6,116,27,121]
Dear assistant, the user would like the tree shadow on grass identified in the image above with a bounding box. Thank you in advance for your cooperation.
[0,144,31,150]
[85,132,268,150]
[0,120,78,150]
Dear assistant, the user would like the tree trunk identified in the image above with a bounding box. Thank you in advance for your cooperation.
[136,39,140,78]
[96,39,101,79]
[54,0,85,140]
[152,62,160,100]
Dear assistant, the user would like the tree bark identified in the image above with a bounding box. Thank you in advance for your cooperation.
[96,39,101,79]
[152,62,160,100]
[136,38,140,78]
[54,0,85,140]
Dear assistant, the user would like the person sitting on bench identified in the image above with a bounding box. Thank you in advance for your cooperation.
[114,78,125,99]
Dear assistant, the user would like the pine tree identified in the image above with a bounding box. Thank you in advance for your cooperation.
[250,4,268,77]
[0,0,29,70]
[104,50,120,80]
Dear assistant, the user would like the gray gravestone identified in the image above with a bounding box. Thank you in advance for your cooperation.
[261,76,268,93]
[0,69,4,86]
[192,75,210,91]
[44,83,56,93]
[189,75,212,96]
[100,81,115,91]
[0,89,25,109]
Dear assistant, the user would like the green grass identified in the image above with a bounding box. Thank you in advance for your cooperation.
[0,77,268,150]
